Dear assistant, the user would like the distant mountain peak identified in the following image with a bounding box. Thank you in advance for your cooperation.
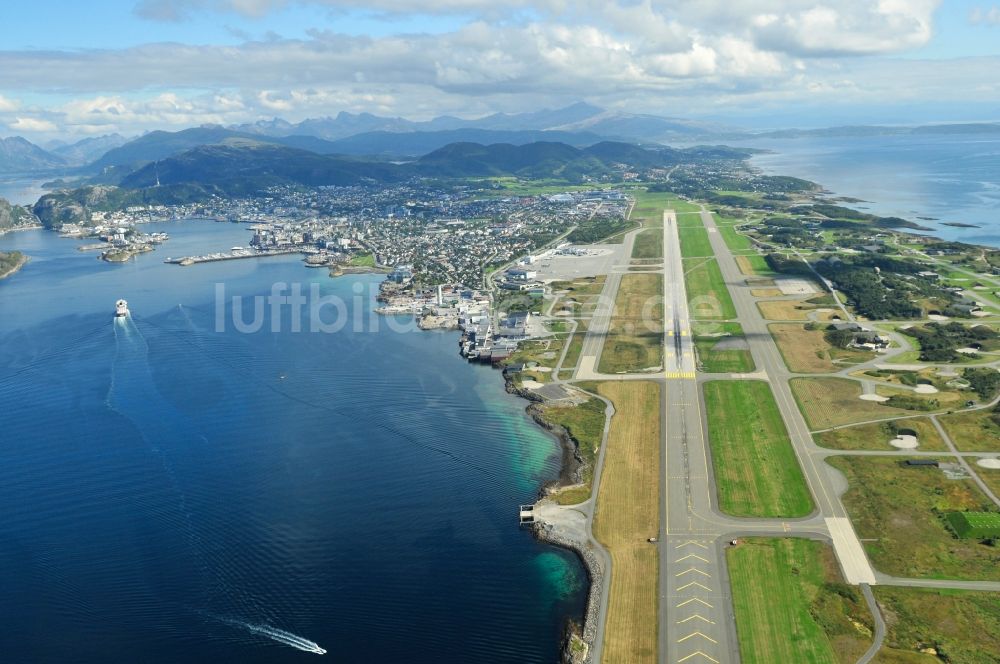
[0,135,67,173]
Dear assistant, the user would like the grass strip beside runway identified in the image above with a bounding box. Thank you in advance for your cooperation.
[591,381,662,664]
[728,538,873,664]
[703,380,814,517]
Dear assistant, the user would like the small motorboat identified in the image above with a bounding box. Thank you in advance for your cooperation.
[115,299,130,318]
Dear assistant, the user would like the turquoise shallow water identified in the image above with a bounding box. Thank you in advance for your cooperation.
[0,221,586,662]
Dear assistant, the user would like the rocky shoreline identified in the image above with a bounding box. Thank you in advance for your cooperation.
[533,521,604,664]
[503,374,600,663]
[385,277,602,663]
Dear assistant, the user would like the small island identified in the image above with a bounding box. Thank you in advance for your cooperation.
[0,250,28,280]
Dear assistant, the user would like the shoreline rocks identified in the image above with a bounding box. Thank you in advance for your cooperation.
[533,522,604,664]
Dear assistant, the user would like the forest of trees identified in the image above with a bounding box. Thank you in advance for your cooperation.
[901,322,999,362]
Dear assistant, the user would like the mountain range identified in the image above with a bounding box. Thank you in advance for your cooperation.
[228,102,720,143]
[0,137,68,173]
[3,100,1000,181]
[117,139,728,191]
[35,138,724,227]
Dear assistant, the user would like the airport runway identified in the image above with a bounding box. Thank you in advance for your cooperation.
[564,204,892,663]
[657,209,881,664]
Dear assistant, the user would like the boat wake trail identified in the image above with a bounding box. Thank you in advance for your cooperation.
[210,615,327,655]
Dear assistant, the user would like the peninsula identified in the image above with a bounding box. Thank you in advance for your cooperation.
[0,250,26,279]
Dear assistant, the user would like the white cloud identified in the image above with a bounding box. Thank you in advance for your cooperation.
[0,0,988,137]
[969,5,1000,25]
[9,117,58,132]
[747,1,938,56]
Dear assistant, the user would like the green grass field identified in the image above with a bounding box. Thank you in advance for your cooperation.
[631,228,663,260]
[703,380,814,517]
[735,253,777,277]
[939,408,1000,452]
[827,455,999,580]
[691,321,754,373]
[629,189,698,228]
[678,224,714,258]
[715,219,755,253]
[683,258,737,320]
[632,190,700,215]
[348,252,376,267]
[873,587,1000,663]
[536,396,607,505]
[945,511,1000,538]
[728,538,873,664]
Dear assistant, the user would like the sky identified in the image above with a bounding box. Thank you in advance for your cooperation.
[2,0,1000,140]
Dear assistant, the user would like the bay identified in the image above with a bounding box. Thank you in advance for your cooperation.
[737,133,1000,247]
[0,221,586,663]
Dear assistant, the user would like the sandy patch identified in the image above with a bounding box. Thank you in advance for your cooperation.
[955,347,980,355]
[890,435,919,449]
[914,384,939,394]
[775,277,818,295]
[520,379,545,389]
[976,458,1000,469]
[859,393,890,402]
[928,314,950,321]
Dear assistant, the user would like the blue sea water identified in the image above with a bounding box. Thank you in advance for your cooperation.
[737,133,1000,247]
[0,221,586,663]
[0,176,50,207]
